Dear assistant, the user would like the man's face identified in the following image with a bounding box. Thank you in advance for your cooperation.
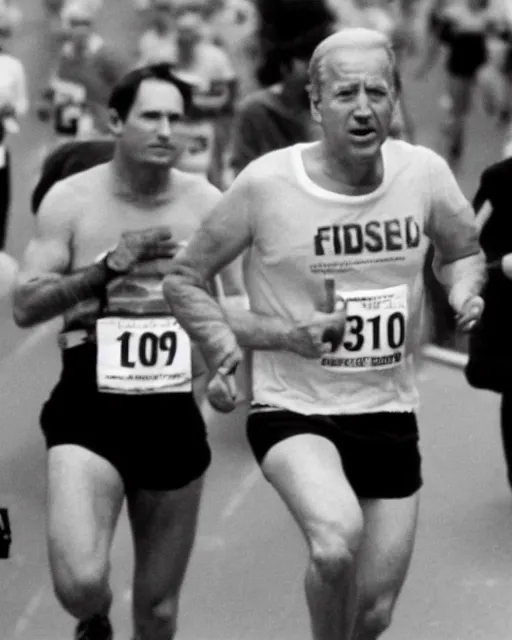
[67,16,93,47]
[176,10,203,46]
[117,79,189,167]
[311,46,395,163]
[152,1,176,30]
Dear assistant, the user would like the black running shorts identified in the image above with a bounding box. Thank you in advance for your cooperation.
[247,409,422,499]
[40,343,211,491]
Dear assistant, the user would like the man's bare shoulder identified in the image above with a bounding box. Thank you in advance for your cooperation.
[38,163,111,227]
[46,162,111,202]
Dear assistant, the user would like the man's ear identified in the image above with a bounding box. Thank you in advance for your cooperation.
[108,108,123,136]
[309,87,322,125]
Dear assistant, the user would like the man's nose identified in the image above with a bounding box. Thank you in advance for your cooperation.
[354,87,372,118]
[157,116,172,138]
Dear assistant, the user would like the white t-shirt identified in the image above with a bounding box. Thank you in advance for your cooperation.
[0,52,28,117]
[137,29,178,67]
[226,140,479,415]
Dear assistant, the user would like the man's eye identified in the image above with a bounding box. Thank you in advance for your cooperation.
[336,89,354,98]
[367,88,387,97]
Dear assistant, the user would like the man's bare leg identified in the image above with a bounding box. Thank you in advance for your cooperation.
[353,494,420,639]
[47,445,125,621]
[262,434,364,640]
[128,477,204,640]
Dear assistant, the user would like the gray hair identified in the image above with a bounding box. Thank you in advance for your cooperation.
[308,28,397,101]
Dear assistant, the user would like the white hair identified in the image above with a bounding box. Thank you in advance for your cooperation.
[308,27,397,101]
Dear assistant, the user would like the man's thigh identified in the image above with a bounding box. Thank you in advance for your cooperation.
[47,444,125,587]
[255,423,363,547]
[357,494,420,610]
[127,476,204,603]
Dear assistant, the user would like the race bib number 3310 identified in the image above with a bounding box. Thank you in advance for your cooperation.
[97,317,192,394]
[322,285,408,372]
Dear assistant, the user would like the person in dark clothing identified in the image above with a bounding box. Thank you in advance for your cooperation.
[254,0,336,87]
[31,138,115,214]
[466,156,512,487]
[229,26,332,176]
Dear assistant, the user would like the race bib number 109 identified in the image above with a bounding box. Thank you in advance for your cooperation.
[96,317,192,394]
[322,285,408,372]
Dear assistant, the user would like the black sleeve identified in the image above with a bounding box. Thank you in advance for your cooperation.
[472,168,490,213]
[31,143,77,214]
[229,101,265,174]
[31,140,115,214]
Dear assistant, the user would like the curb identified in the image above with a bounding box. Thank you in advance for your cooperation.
[421,344,468,370]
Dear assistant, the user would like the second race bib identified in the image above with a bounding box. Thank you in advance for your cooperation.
[96,316,192,394]
[321,285,408,372]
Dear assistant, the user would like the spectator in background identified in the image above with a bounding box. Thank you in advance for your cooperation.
[38,1,129,140]
[0,2,28,249]
[172,4,237,186]
[227,0,336,179]
[137,0,178,67]
[229,25,332,177]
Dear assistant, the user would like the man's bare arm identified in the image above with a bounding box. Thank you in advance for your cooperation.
[433,251,486,312]
[14,182,176,328]
[13,261,114,328]
[13,183,95,328]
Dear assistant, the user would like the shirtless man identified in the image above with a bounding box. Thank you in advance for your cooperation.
[13,63,239,640]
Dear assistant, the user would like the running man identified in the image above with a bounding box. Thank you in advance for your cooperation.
[38,1,129,142]
[13,63,240,640]
[163,28,486,640]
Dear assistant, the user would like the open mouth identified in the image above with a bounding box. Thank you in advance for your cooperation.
[349,128,377,141]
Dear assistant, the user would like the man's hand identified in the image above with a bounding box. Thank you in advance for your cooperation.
[288,308,347,358]
[106,227,178,274]
[206,349,243,413]
[287,279,346,358]
[456,295,484,332]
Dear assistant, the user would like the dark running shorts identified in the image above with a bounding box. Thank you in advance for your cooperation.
[40,343,211,491]
[247,409,422,499]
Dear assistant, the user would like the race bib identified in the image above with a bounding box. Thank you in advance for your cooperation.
[52,78,86,135]
[96,316,192,394]
[52,78,86,105]
[177,119,215,175]
[55,104,81,135]
[321,285,408,372]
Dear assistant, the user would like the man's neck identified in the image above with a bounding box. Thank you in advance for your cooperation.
[315,142,384,195]
[112,152,173,201]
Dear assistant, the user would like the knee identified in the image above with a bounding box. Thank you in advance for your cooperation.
[134,594,178,638]
[359,595,394,639]
[54,560,108,614]
[309,514,364,584]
